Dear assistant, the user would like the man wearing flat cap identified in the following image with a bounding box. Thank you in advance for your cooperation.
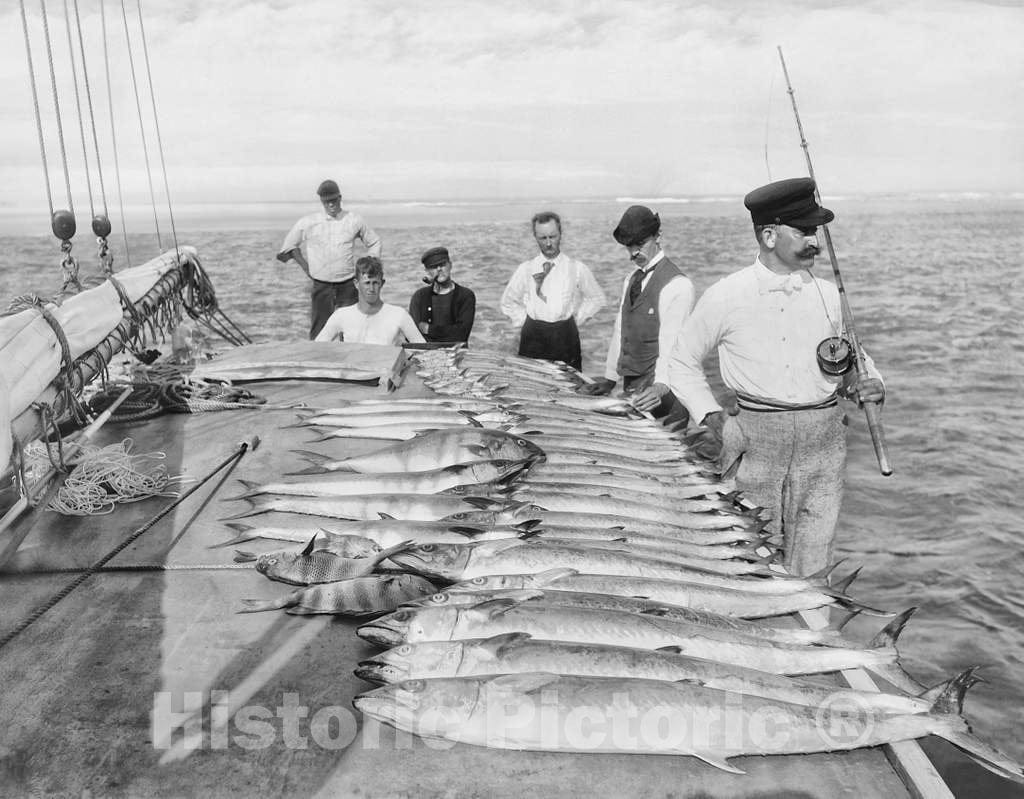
[579,205,694,426]
[277,179,383,339]
[408,246,477,345]
[665,177,885,576]
[500,211,606,371]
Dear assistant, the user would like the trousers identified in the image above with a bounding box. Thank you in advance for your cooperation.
[721,405,847,576]
[310,278,357,339]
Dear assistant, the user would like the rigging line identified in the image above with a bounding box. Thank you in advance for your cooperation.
[72,0,109,218]
[38,0,75,217]
[119,0,162,250]
[63,0,95,219]
[135,0,180,258]
[100,0,131,265]
[18,0,56,217]
[763,64,776,183]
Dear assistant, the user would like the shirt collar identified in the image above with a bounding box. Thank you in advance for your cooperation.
[634,250,665,275]
[754,256,810,295]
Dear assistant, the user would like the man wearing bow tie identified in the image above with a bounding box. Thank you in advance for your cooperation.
[666,178,884,576]
[499,211,606,371]
[579,205,694,426]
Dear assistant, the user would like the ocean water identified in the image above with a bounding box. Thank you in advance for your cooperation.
[1,194,1023,795]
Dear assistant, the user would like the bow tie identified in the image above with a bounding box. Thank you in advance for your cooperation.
[767,273,806,295]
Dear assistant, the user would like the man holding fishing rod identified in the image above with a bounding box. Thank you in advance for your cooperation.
[665,178,884,576]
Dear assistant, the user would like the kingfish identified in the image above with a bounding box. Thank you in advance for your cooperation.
[356,598,919,680]
[399,588,838,646]
[288,428,545,475]
[238,574,436,615]
[352,672,1024,783]
[386,539,775,581]
[355,632,948,716]
[226,459,532,500]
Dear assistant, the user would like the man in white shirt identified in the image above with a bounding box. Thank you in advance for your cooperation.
[579,205,694,425]
[315,257,425,347]
[277,179,383,340]
[499,211,606,371]
[666,178,885,575]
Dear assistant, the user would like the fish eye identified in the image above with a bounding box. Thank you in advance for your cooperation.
[429,592,448,603]
[402,679,426,692]
[266,557,277,565]
[470,577,487,585]
[421,544,436,552]
[394,610,411,620]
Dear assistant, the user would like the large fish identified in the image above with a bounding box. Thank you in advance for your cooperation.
[352,672,1024,783]
[288,428,545,475]
[386,539,775,581]
[446,568,884,618]
[296,408,524,429]
[238,574,436,615]
[514,528,768,560]
[519,509,761,534]
[356,598,919,680]
[211,519,539,549]
[242,537,415,585]
[219,494,515,523]
[399,588,839,646]
[355,632,945,716]
[226,459,532,500]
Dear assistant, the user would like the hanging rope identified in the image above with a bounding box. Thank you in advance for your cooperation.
[18,0,55,218]
[100,0,131,267]
[119,0,162,251]
[37,0,75,219]
[72,0,108,219]
[135,0,179,259]
[63,0,95,221]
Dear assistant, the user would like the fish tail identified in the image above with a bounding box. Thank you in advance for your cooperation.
[374,539,417,568]
[206,523,256,549]
[217,499,264,521]
[286,450,339,474]
[233,549,257,563]
[236,595,296,613]
[222,478,260,502]
[860,607,928,694]
[924,668,1024,784]
[867,606,916,650]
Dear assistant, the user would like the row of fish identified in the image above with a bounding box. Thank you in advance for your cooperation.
[221,348,1021,783]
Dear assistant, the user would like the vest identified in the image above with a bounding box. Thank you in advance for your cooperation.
[617,256,684,379]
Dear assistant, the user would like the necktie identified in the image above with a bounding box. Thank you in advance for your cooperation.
[768,273,805,295]
[533,261,555,300]
[628,268,647,305]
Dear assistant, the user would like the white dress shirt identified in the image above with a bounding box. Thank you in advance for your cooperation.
[278,210,382,282]
[499,252,606,327]
[666,256,881,423]
[602,251,696,385]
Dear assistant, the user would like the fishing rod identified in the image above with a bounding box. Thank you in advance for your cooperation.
[777,46,893,477]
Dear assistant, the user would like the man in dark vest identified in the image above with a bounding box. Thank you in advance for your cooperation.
[580,205,694,426]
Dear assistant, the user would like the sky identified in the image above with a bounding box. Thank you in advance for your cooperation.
[0,0,1021,213]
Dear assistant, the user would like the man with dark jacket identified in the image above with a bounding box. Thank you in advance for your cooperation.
[581,205,694,425]
[408,246,476,345]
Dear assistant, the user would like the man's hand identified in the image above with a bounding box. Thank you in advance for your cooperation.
[630,382,668,413]
[417,321,430,335]
[578,377,616,396]
[853,377,885,406]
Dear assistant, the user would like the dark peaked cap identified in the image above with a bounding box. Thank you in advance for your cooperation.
[613,205,661,247]
[317,179,341,199]
[744,177,834,227]
[421,246,451,268]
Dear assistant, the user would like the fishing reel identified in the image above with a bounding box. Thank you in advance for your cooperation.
[816,336,854,376]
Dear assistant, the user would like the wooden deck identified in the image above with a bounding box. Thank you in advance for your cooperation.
[0,371,938,798]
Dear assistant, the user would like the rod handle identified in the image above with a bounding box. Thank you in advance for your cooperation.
[862,400,893,476]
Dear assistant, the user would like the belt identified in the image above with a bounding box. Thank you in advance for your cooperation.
[735,392,838,413]
[313,276,354,285]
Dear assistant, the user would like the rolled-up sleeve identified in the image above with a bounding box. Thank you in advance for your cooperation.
[277,218,305,262]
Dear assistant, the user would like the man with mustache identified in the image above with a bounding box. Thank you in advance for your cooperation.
[579,205,694,425]
[666,178,885,576]
[499,211,606,371]
[408,246,476,345]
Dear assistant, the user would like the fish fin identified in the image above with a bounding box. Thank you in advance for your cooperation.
[462,496,499,510]
[301,536,318,556]
[531,567,578,585]
[372,539,417,566]
[921,667,985,711]
[830,608,861,633]
[867,607,917,650]
[639,607,674,617]
[834,566,862,594]
[467,597,523,621]
[689,751,745,775]
[476,539,528,556]
[486,673,561,695]
[378,512,397,520]
[236,594,298,613]
[515,519,542,532]
[465,417,483,428]
[447,525,489,536]
[475,632,533,660]
[922,668,1024,785]
[226,522,253,532]
[656,645,683,654]
[465,444,491,456]
[233,550,257,563]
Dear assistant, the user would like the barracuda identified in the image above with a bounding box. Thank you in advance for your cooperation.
[219,494,517,523]
[352,672,1024,783]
